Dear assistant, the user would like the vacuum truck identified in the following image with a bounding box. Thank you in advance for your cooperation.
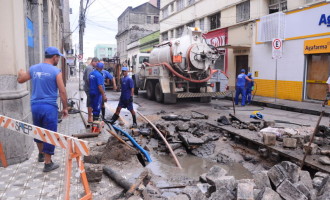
[134,27,229,103]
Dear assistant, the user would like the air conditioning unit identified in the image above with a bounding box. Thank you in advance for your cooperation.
[258,12,285,42]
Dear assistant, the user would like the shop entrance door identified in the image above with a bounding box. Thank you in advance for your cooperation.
[236,55,249,77]
[306,54,330,101]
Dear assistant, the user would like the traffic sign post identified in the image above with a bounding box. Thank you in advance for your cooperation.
[272,38,283,103]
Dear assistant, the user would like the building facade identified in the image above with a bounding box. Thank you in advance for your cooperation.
[116,2,160,63]
[159,0,330,101]
[94,44,117,60]
[0,0,70,166]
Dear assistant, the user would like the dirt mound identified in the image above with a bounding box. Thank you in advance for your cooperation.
[102,137,137,162]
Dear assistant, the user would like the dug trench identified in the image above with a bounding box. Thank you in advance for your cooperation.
[80,108,330,200]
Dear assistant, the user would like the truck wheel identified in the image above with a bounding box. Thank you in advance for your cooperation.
[155,82,164,103]
[134,87,139,95]
[146,81,155,100]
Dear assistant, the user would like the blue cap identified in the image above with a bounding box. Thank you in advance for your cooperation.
[241,69,245,73]
[247,73,252,76]
[122,67,128,71]
[45,47,64,56]
[96,62,104,69]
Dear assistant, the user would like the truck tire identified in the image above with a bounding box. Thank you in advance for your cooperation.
[155,82,164,103]
[146,81,155,100]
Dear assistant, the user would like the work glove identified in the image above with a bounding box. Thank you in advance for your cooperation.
[129,96,133,103]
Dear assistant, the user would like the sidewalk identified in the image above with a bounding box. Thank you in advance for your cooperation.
[225,95,330,116]
[0,77,89,200]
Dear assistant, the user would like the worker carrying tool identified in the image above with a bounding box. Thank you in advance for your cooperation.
[109,67,137,128]
[235,69,252,106]
[89,62,107,121]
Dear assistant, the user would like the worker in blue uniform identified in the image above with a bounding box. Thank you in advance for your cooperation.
[101,69,117,119]
[235,69,252,106]
[246,73,254,104]
[89,62,107,121]
[109,67,137,128]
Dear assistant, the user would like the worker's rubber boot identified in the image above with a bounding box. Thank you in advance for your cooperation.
[101,108,105,120]
[109,114,119,124]
[131,115,137,128]
[43,161,59,172]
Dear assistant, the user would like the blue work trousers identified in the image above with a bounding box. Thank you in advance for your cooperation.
[235,86,246,106]
[246,88,252,104]
[90,93,102,117]
[32,103,58,155]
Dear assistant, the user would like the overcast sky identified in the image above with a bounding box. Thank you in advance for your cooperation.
[69,0,149,59]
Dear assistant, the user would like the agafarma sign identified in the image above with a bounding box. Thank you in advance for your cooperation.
[319,14,330,27]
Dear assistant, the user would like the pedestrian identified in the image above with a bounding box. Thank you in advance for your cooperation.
[109,67,137,128]
[89,62,107,121]
[83,57,99,123]
[246,73,254,104]
[17,46,68,172]
[235,69,251,106]
[101,69,117,119]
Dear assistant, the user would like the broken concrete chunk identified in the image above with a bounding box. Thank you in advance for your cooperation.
[303,143,318,155]
[298,170,313,190]
[209,187,235,200]
[281,161,299,183]
[217,116,231,125]
[317,176,330,196]
[321,150,330,156]
[182,186,208,200]
[319,156,330,165]
[313,137,324,146]
[294,182,311,200]
[139,128,151,136]
[276,179,308,200]
[253,171,271,190]
[196,183,213,197]
[267,164,290,187]
[176,123,190,131]
[263,132,276,146]
[258,187,282,200]
[167,194,189,200]
[191,142,215,157]
[237,182,254,200]
[283,138,297,148]
[200,173,207,183]
[214,176,237,192]
[161,114,179,121]
[85,163,103,182]
[205,166,228,186]
[312,177,324,190]
[84,152,103,164]
[315,172,330,179]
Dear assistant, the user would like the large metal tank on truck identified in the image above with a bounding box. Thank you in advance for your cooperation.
[135,27,229,103]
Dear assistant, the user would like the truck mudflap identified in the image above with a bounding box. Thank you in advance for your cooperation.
[177,91,230,98]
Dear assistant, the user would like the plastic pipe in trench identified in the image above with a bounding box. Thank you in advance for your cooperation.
[112,125,152,162]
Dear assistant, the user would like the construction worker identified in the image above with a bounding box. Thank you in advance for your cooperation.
[17,46,68,172]
[89,62,107,121]
[83,57,99,123]
[101,69,117,119]
[246,73,254,104]
[109,67,137,128]
[235,69,251,106]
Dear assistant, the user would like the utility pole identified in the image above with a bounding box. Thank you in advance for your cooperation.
[78,0,84,90]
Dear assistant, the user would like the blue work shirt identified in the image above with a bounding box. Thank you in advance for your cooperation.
[102,70,113,90]
[89,70,104,95]
[29,63,61,107]
[236,73,247,88]
[120,76,134,100]
[247,78,254,89]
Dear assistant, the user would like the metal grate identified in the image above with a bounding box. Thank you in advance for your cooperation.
[258,12,285,42]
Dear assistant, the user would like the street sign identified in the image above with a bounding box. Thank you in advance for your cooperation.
[272,38,282,59]
[77,54,83,62]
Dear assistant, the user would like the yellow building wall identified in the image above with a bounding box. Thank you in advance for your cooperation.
[254,79,303,101]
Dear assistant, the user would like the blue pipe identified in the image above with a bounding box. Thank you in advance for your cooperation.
[113,125,152,162]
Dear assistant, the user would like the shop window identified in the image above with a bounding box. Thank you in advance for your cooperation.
[187,0,195,6]
[199,18,204,30]
[176,26,184,37]
[269,0,287,14]
[170,30,174,38]
[236,0,250,23]
[162,32,168,41]
[147,16,151,24]
[154,16,159,24]
[187,21,195,28]
[210,12,221,30]
[177,0,185,11]
[162,6,169,18]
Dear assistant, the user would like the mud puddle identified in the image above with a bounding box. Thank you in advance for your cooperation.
[147,152,252,181]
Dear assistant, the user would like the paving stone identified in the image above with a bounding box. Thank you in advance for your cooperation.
[176,123,189,131]
[303,143,318,155]
[312,176,324,190]
[85,163,103,182]
[84,151,103,164]
[276,179,308,200]
[314,172,329,179]
[196,183,213,197]
[281,161,299,183]
[294,182,311,199]
[208,187,235,200]
[253,171,271,189]
[199,173,207,183]
[317,176,330,196]
[182,186,207,200]
[263,133,276,146]
[283,138,297,148]
[205,166,228,186]
[237,182,254,200]
[267,164,290,187]
[319,156,330,165]
[298,170,313,190]
[214,176,237,192]
[168,194,189,200]
[256,187,282,200]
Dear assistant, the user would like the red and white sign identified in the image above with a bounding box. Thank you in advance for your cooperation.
[203,28,228,48]
[77,54,83,61]
[272,38,283,59]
